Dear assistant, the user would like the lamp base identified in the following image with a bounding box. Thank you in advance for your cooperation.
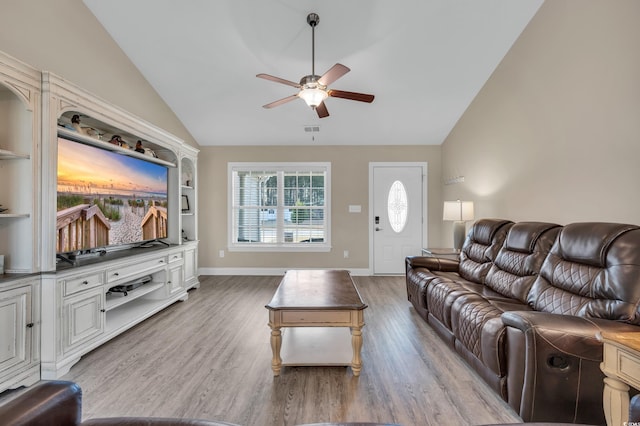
[452,221,467,251]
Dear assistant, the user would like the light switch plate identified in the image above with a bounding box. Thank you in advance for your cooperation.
[348,205,361,213]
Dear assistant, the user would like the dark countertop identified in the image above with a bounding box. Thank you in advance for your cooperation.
[55,243,179,272]
[0,272,40,285]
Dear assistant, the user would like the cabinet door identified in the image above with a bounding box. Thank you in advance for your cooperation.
[184,247,198,288]
[0,285,32,377]
[62,288,104,354]
[168,265,183,295]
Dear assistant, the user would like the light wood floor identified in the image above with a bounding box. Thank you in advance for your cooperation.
[55,275,521,425]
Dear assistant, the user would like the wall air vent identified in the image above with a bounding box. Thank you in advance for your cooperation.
[304,125,320,133]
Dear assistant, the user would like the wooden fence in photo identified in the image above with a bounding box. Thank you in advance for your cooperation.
[56,204,110,253]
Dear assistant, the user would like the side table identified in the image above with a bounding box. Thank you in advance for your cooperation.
[600,331,640,426]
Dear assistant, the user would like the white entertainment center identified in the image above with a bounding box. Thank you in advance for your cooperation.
[0,49,200,388]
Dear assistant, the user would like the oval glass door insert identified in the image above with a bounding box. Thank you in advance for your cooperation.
[388,180,408,233]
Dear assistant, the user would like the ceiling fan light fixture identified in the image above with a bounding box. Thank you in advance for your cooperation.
[257,12,374,117]
[299,87,328,108]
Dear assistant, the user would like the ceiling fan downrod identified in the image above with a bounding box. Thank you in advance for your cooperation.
[307,13,319,79]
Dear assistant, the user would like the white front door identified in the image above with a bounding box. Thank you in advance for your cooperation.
[370,163,426,274]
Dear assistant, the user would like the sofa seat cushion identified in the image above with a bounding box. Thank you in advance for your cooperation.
[452,294,532,377]
[425,276,477,330]
[457,281,520,303]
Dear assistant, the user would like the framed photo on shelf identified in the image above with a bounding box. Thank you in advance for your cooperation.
[181,195,190,213]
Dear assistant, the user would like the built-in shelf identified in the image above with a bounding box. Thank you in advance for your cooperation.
[57,127,177,168]
[0,149,30,160]
[105,282,164,311]
[105,294,181,336]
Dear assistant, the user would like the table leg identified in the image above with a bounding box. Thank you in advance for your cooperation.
[350,326,363,376]
[603,376,630,426]
[270,326,282,376]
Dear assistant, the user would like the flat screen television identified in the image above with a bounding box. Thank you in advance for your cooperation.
[56,135,169,257]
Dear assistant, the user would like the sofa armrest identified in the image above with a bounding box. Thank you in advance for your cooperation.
[501,311,640,360]
[405,256,459,272]
[501,311,640,423]
[0,380,82,426]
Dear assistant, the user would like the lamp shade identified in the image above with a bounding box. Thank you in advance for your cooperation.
[443,200,474,221]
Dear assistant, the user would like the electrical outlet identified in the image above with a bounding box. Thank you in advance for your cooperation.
[343,250,349,259]
[219,250,225,258]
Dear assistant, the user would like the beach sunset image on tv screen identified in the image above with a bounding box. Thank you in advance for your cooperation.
[56,136,169,254]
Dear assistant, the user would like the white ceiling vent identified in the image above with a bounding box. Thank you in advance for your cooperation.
[304,125,320,133]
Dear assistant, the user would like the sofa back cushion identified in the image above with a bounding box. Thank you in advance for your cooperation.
[485,222,561,302]
[527,222,640,324]
[459,219,513,283]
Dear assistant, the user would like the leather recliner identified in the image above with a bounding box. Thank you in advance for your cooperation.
[406,220,640,424]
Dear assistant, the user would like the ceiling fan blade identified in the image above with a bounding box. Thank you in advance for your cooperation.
[262,95,299,109]
[256,73,301,89]
[316,102,329,118]
[328,89,375,103]
[317,63,350,86]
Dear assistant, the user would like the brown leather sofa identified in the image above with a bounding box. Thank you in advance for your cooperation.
[5,378,640,426]
[0,380,404,426]
[0,380,239,426]
[406,219,640,424]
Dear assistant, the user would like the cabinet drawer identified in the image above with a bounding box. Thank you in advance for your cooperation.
[62,273,103,296]
[168,251,183,264]
[618,350,640,389]
[281,310,352,325]
[106,257,166,283]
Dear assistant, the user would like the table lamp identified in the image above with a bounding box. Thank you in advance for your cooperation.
[443,200,474,251]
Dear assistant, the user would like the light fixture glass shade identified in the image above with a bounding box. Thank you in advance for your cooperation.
[299,87,328,107]
[443,200,474,221]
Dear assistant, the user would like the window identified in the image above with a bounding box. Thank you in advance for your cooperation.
[228,162,331,251]
[388,180,408,233]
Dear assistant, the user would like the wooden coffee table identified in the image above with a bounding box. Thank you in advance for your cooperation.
[265,270,368,376]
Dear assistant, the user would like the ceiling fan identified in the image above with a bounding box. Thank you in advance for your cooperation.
[257,13,375,118]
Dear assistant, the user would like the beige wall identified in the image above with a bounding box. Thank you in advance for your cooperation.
[0,0,198,148]
[442,0,640,244]
[199,145,442,270]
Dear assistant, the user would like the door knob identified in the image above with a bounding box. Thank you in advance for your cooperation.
[376,227,383,231]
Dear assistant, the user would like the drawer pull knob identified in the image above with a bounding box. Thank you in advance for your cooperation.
[159,260,164,263]
[114,273,119,276]
[26,323,34,328]
[100,309,106,313]
[82,280,89,285]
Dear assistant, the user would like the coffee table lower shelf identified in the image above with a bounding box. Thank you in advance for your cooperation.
[280,327,353,366]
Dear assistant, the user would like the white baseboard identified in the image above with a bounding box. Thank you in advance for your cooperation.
[198,267,373,276]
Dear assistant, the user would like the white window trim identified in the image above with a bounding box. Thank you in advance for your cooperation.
[227,162,331,252]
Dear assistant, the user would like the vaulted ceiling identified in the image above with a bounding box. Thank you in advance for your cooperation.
[83,0,543,146]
